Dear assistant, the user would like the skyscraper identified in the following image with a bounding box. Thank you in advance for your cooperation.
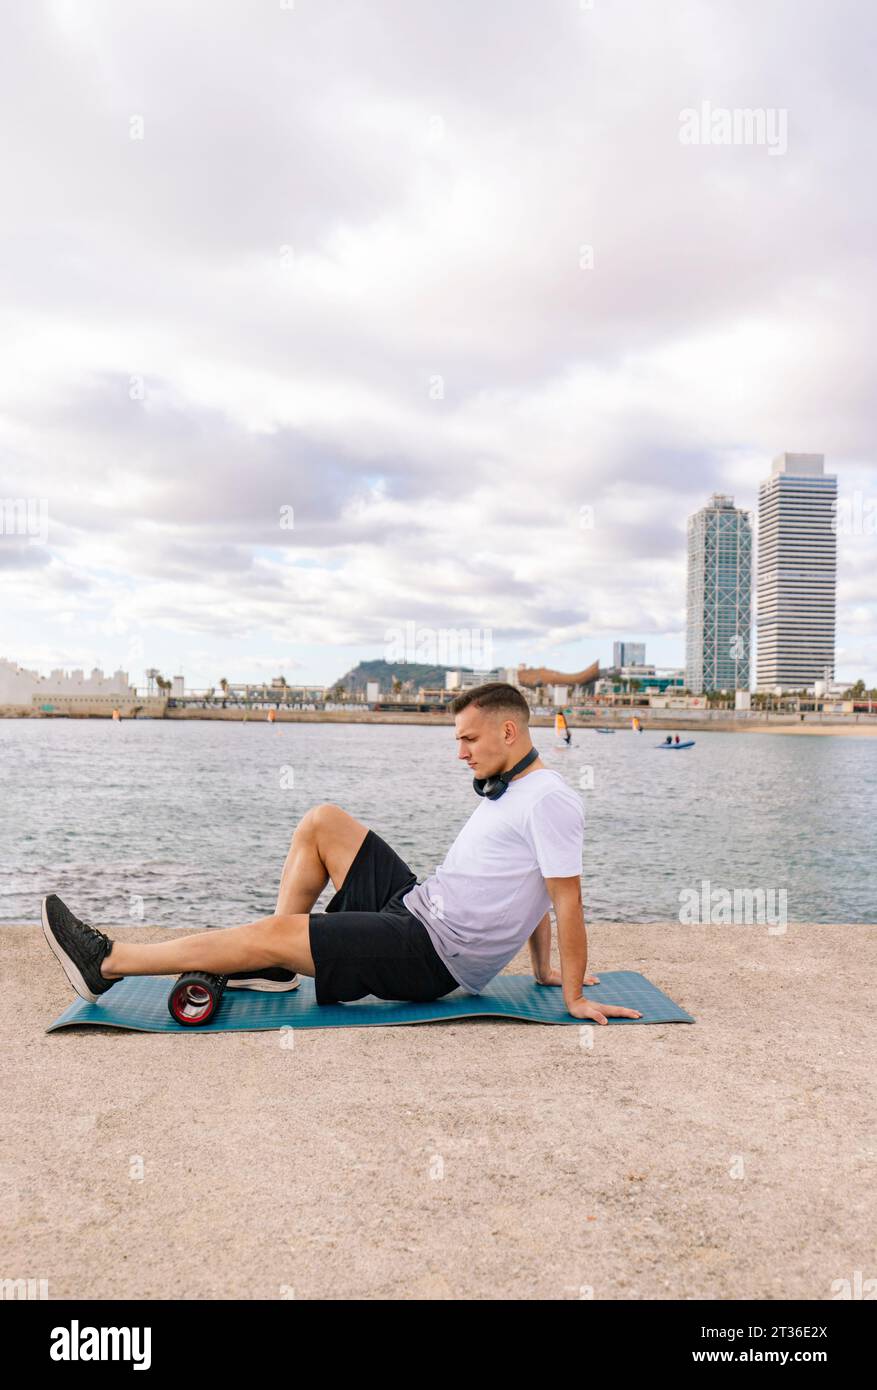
[686,494,753,694]
[613,641,646,668]
[756,453,837,692]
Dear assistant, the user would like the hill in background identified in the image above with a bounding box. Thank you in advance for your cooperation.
[330,659,473,695]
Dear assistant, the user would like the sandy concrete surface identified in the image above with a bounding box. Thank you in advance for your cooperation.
[2,920,875,1301]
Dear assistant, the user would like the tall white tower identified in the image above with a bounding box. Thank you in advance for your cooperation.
[756,453,837,692]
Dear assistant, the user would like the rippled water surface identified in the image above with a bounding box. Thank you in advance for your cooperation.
[1,719,875,926]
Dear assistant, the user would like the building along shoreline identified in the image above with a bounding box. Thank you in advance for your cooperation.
[2,703,876,734]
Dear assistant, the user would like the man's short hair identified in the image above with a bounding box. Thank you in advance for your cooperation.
[450,682,531,723]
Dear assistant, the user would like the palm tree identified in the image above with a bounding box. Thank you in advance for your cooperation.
[219,677,229,708]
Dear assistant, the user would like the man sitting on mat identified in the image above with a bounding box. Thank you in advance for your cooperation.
[41,682,641,1024]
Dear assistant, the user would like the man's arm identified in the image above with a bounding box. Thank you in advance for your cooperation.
[544,876,590,1007]
[544,875,642,1023]
[527,912,553,982]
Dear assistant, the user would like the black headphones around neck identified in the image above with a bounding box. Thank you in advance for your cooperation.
[472,746,540,800]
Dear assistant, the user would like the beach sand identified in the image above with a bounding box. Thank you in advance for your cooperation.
[2,920,874,1301]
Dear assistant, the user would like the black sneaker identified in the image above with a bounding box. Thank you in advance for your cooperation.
[41,894,119,1003]
[226,967,300,992]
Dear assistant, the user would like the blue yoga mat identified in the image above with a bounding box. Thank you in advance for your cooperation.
[46,971,694,1033]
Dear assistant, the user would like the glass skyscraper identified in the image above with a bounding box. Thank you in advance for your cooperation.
[756,453,837,692]
[613,641,646,668]
[686,494,753,694]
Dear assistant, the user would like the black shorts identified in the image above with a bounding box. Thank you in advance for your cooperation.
[308,829,460,1005]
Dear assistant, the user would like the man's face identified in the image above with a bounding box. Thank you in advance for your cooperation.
[455,705,516,777]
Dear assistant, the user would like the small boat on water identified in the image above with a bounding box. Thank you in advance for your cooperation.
[656,739,695,750]
[594,727,616,734]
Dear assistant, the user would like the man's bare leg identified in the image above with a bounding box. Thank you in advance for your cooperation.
[274,802,369,914]
[100,913,315,980]
[100,803,369,981]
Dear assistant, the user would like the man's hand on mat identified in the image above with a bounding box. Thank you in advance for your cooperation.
[565,997,643,1024]
[536,967,600,987]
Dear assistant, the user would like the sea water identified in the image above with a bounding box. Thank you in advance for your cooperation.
[1,719,874,926]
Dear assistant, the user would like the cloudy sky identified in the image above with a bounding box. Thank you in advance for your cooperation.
[2,0,875,689]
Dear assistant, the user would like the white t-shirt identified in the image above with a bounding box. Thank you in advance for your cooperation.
[402,768,585,993]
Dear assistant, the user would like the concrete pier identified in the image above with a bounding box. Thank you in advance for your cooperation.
[3,919,874,1299]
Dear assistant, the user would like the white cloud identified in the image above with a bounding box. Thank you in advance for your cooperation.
[0,0,874,685]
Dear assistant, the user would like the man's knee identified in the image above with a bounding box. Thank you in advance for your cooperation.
[297,802,342,841]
